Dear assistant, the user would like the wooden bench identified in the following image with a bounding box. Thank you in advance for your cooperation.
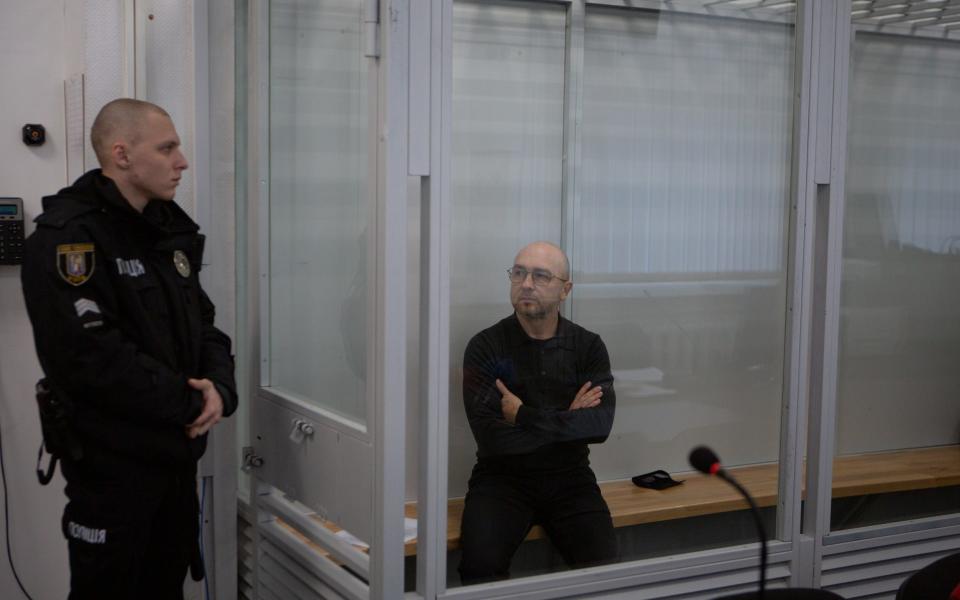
[281,445,960,557]
[402,444,960,556]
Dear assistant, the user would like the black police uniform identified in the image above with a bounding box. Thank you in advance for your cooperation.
[20,169,237,600]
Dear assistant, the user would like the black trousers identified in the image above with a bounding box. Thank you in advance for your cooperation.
[61,460,199,600]
[458,462,618,584]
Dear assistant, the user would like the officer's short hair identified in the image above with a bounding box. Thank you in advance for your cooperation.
[90,98,170,166]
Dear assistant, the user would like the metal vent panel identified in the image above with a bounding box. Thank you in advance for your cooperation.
[259,536,346,600]
[238,501,256,600]
[821,529,960,599]
[644,568,791,600]
[566,559,792,599]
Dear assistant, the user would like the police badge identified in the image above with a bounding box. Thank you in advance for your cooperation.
[56,243,96,286]
[173,250,191,278]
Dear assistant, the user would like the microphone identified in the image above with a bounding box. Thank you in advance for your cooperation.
[689,446,768,599]
[689,445,722,476]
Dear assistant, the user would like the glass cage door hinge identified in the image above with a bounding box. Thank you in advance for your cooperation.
[242,446,264,472]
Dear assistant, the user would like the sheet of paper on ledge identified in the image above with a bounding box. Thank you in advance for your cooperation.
[334,517,418,549]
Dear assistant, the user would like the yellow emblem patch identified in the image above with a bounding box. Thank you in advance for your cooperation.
[57,243,96,286]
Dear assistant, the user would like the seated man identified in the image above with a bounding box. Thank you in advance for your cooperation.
[459,241,618,583]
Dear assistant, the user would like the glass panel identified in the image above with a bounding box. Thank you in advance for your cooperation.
[578,4,794,476]
[834,29,960,530]
[447,0,567,586]
[448,0,567,492]
[268,0,369,423]
[447,0,795,586]
[576,3,794,556]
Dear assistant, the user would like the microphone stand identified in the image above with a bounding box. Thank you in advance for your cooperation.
[717,469,767,599]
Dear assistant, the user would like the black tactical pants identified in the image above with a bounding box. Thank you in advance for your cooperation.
[61,460,199,600]
[458,462,618,584]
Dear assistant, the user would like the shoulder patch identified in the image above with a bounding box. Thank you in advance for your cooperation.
[57,243,96,286]
[35,200,100,229]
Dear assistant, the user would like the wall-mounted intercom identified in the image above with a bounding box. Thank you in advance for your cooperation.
[0,198,25,265]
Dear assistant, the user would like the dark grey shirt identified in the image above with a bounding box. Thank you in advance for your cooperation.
[462,313,616,471]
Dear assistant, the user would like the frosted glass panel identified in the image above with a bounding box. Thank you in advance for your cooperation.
[447,0,567,495]
[269,0,369,423]
[576,6,795,479]
[833,32,960,529]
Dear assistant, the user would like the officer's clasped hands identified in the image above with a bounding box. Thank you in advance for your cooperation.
[186,378,224,439]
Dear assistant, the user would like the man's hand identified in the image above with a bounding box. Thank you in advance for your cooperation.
[186,378,224,438]
[569,381,603,411]
[495,379,523,425]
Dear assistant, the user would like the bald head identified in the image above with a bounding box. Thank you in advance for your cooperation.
[90,98,170,166]
[509,241,572,335]
[514,241,570,280]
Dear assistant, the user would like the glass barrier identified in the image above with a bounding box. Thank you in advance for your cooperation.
[448,0,567,496]
[834,27,960,531]
[268,0,370,423]
[447,0,567,585]
[577,3,794,483]
[449,0,796,586]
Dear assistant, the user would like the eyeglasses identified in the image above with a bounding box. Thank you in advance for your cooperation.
[506,267,568,287]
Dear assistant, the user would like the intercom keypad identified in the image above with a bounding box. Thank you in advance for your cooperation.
[0,198,25,265]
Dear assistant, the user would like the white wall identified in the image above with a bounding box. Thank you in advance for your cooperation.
[0,1,73,598]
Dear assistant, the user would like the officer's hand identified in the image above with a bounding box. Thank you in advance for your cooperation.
[495,379,522,425]
[568,381,602,411]
[186,378,224,438]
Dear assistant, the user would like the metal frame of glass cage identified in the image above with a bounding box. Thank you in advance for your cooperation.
[237,1,960,598]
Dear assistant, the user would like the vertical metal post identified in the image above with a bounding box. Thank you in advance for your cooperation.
[255,0,270,389]
[778,0,815,552]
[797,0,852,588]
[193,0,212,235]
[246,2,268,598]
[372,1,410,598]
[418,0,453,596]
[409,0,431,177]
[560,0,585,320]
[417,0,453,598]
[365,0,381,58]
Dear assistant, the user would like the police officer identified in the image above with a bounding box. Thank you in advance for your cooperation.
[20,98,237,599]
